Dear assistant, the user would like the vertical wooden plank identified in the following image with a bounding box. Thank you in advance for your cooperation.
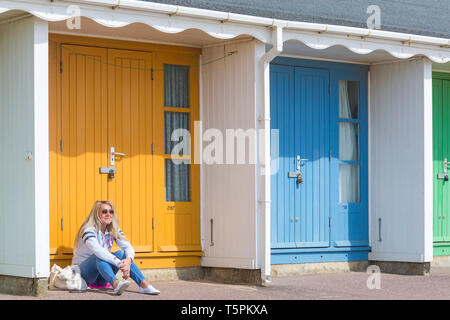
[60,45,108,254]
[130,58,139,246]
[85,54,95,224]
[76,53,86,242]
[433,78,443,242]
[443,80,450,241]
[138,59,147,248]
[108,49,153,253]
[67,51,77,253]
[48,40,58,254]
[270,65,296,248]
[121,57,130,238]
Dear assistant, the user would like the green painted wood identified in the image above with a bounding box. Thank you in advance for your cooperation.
[433,73,450,255]
[434,72,450,81]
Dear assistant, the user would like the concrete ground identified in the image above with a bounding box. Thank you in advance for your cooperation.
[0,266,449,300]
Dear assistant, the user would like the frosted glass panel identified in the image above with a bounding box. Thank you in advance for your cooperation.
[164,64,189,108]
[339,164,360,203]
[339,122,359,161]
[165,159,191,202]
[339,80,359,119]
[164,111,190,155]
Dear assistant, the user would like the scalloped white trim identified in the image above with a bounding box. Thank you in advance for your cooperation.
[284,31,450,64]
[1,0,449,64]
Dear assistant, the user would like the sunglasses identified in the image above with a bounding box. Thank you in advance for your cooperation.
[101,209,115,215]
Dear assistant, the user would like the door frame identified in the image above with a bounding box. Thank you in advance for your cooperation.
[49,34,203,268]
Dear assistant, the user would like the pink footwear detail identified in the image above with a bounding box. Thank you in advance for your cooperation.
[88,283,112,289]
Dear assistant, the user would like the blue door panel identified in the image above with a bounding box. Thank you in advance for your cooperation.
[295,67,330,247]
[270,65,296,248]
[330,70,369,247]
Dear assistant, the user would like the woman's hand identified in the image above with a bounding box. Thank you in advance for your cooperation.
[120,258,132,279]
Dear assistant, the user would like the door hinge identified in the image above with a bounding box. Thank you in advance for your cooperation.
[61,218,64,231]
[329,151,331,161]
[329,216,331,228]
[329,83,331,94]
[152,143,155,154]
[152,217,154,230]
[60,139,63,152]
[151,68,154,80]
[60,61,63,73]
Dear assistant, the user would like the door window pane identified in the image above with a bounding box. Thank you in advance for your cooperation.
[339,80,359,119]
[164,111,190,155]
[165,159,191,202]
[339,122,359,161]
[164,64,189,108]
[339,164,360,203]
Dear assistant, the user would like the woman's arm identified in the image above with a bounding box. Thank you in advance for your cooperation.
[115,229,135,261]
[84,237,122,268]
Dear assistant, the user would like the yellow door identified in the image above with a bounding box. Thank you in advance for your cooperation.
[154,52,201,252]
[107,49,153,253]
[60,45,109,254]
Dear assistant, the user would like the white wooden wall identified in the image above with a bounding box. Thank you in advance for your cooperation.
[0,16,49,278]
[200,40,265,269]
[369,58,433,263]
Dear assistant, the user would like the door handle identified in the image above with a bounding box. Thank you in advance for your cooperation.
[110,146,126,166]
[296,155,308,171]
[438,158,449,181]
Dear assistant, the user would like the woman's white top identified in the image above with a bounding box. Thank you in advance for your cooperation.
[72,226,135,268]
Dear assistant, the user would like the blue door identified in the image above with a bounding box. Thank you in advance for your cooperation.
[270,58,369,263]
[271,65,330,249]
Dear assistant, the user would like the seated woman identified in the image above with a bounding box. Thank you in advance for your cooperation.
[72,200,160,296]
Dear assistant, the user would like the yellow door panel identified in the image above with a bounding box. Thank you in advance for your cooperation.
[61,45,109,254]
[49,40,61,254]
[107,49,154,253]
[154,52,201,252]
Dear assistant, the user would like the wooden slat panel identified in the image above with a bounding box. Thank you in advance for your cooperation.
[108,49,153,253]
[49,40,60,254]
[444,80,450,242]
[433,78,444,242]
[61,45,108,254]
[295,67,330,247]
[270,65,296,248]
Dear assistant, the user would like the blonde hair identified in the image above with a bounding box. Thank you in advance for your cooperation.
[74,200,126,249]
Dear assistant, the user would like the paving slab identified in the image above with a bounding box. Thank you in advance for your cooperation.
[0,267,449,300]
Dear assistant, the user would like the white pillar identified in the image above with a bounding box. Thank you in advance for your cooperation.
[0,16,49,278]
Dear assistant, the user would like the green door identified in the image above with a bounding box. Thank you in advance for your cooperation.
[433,72,450,256]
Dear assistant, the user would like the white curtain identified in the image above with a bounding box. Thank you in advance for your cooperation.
[339,80,359,203]
[164,64,189,108]
[165,159,191,202]
[164,64,191,202]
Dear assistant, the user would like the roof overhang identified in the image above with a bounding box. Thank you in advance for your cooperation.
[1,0,449,66]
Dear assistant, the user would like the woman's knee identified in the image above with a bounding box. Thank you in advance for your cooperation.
[94,256,108,268]
[113,250,126,259]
